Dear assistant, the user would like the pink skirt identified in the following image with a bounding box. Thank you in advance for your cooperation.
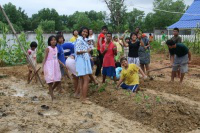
[44,60,61,83]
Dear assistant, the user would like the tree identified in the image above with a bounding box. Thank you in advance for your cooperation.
[39,20,55,33]
[125,8,145,32]
[152,0,186,29]
[0,2,29,32]
[103,0,127,32]
[31,8,62,31]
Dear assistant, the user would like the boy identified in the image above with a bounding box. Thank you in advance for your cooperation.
[95,25,108,77]
[171,28,182,44]
[166,40,191,83]
[171,28,182,78]
[27,41,37,83]
[101,32,117,83]
[113,36,123,61]
[116,57,147,92]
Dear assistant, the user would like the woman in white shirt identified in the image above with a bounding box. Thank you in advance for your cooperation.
[88,29,95,48]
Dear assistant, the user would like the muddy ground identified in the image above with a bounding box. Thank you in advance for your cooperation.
[0,54,200,133]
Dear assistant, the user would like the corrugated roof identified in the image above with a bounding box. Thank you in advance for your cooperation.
[168,0,200,29]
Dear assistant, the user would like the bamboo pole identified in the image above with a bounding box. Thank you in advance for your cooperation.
[0,5,44,87]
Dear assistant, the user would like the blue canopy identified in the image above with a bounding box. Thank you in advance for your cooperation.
[168,0,200,29]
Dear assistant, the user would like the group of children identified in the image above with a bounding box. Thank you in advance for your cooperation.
[27,26,191,103]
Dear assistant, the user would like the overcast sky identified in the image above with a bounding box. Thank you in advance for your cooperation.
[1,0,194,17]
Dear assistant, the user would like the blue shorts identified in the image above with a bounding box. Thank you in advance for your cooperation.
[102,67,116,77]
[120,83,139,92]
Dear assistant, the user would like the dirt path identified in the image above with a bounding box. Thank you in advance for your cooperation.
[0,76,158,133]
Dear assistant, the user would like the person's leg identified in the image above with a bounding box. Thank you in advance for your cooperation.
[113,76,117,83]
[177,69,181,78]
[95,50,102,76]
[89,74,98,84]
[27,70,32,83]
[180,73,185,83]
[171,71,176,82]
[48,83,54,101]
[102,75,106,83]
[145,64,150,73]
[81,75,90,100]
[73,76,80,98]
[140,64,145,73]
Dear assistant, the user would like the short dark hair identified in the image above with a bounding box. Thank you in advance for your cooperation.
[79,27,89,38]
[125,37,130,41]
[149,33,152,36]
[101,25,108,31]
[73,30,78,35]
[106,32,112,36]
[48,35,57,46]
[173,28,179,32]
[30,41,37,48]
[166,39,175,46]
[120,57,127,63]
[130,32,137,40]
[56,34,64,43]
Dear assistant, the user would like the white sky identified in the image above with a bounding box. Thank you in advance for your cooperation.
[0,0,194,17]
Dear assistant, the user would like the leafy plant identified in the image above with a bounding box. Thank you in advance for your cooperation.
[98,82,107,92]
[156,96,161,103]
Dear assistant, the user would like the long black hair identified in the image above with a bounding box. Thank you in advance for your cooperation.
[79,27,89,38]
[48,35,57,46]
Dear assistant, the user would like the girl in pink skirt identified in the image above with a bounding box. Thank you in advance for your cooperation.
[42,35,61,100]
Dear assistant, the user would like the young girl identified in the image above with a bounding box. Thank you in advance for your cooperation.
[122,32,144,66]
[27,41,37,83]
[42,36,61,101]
[75,27,92,104]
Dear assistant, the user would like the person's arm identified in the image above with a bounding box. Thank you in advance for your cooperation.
[102,45,108,55]
[139,39,145,47]
[58,60,71,79]
[99,37,103,49]
[170,55,175,66]
[117,78,124,88]
[188,51,192,64]
[42,48,49,71]
[122,38,129,47]
[138,66,147,78]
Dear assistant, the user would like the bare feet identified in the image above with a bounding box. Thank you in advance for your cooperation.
[82,100,92,105]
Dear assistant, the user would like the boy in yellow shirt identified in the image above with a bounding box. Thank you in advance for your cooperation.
[116,57,147,92]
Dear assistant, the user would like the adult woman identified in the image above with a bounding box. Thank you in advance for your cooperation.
[122,32,144,66]
[74,27,92,104]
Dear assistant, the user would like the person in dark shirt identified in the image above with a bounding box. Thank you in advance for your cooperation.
[166,40,191,83]
[122,32,144,66]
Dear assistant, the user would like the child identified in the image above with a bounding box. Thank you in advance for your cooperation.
[56,34,67,93]
[113,36,123,62]
[115,62,122,80]
[117,57,147,92]
[95,25,108,77]
[101,32,117,83]
[70,30,79,43]
[75,27,92,104]
[42,35,61,100]
[27,41,37,83]
[65,54,80,98]
[123,37,130,59]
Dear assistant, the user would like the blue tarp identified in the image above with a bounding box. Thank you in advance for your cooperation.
[168,0,200,29]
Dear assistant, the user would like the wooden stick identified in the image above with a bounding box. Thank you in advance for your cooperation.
[147,66,171,73]
[0,5,44,87]
[28,67,41,84]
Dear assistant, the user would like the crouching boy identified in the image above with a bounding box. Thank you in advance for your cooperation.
[116,57,147,92]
